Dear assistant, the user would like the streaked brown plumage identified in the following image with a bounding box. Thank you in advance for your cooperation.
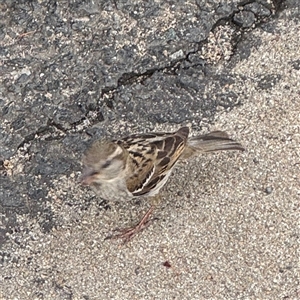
[80,126,244,243]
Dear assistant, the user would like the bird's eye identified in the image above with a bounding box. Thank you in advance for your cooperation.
[102,160,111,169]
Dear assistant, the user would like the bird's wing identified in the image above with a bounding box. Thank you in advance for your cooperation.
[114,127,189,196]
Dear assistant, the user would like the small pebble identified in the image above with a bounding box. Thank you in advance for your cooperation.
[265,186,273,194]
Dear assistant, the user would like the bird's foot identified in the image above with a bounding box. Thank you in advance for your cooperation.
[107,206,155,245]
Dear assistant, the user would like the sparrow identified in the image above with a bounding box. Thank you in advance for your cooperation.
[80,126,244,243]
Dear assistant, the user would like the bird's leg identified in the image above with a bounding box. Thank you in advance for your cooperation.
[108,195,161,244]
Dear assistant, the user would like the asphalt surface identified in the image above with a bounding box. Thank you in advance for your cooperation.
[0,0,299,299]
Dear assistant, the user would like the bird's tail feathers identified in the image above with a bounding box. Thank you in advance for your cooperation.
[182,131,244,159]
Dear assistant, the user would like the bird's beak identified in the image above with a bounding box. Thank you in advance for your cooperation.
[79,168,96,186]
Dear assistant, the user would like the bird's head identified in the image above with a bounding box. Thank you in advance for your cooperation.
[80,141,126,185]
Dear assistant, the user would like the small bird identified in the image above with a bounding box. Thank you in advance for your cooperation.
[80,126,244,243]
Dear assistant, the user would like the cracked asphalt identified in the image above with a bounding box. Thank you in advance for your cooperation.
[0,0,299,299]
